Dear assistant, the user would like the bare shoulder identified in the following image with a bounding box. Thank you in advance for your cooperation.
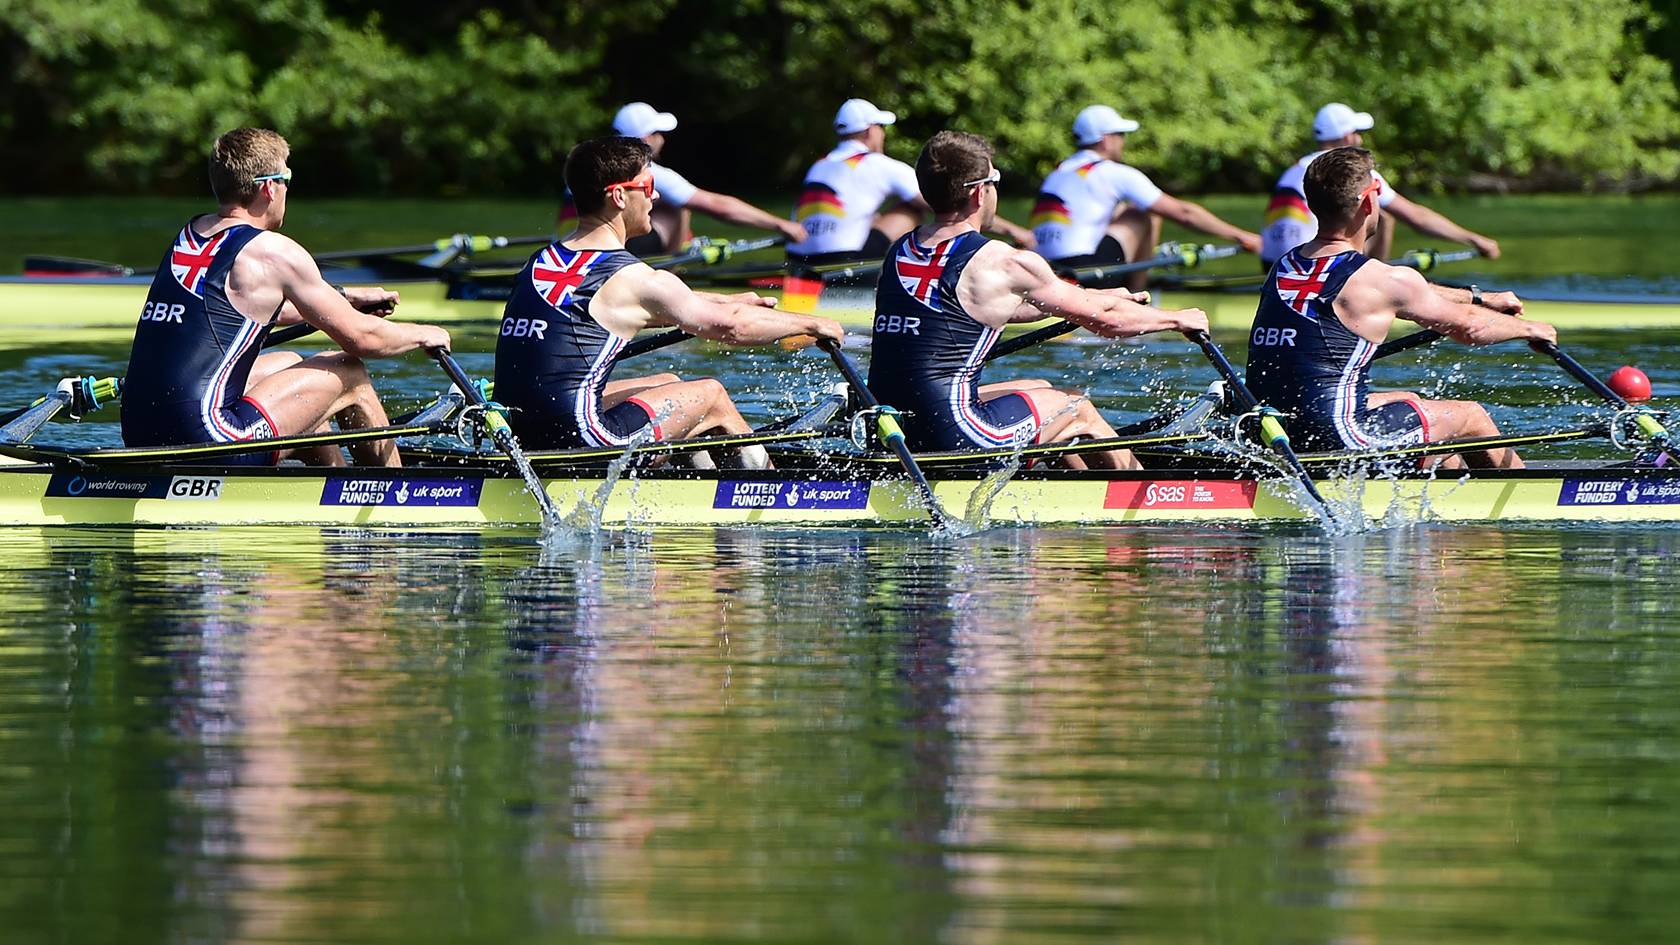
[241,229,314,275]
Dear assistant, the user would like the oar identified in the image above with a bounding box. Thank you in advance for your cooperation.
[647,236,785,271]
[980,244,1244,364]
[1061,241,1242,286]
[314,233,552,264]
[1185,330,1335,520]
[816,338,952,526]
[429,348,560,528]
[0,376,123,443]
[1530,339,1673,451]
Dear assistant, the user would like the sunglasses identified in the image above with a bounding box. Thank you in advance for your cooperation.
[1358,176,1382,202]
[253,169,293,186]
[605,170,656,199]
[963,168,1002,189]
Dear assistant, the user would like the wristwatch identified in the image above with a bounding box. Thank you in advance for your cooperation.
[1469,284,1484,307]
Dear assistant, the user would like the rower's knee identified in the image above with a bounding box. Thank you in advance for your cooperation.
[1463,402,1500,436]
[646,373,681,387]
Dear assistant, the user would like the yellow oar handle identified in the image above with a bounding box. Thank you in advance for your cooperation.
[874,407,907,445]
[1257,410,1292,448]
[1634,412,1669,441]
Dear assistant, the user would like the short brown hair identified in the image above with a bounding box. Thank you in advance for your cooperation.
[565,137,652,215]
[209,128,289,206]
[1303,146,1375,232]
[915,131,994,213]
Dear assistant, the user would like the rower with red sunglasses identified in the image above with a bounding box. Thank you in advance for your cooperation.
[1246,147,1554,469]
[494,136,844,467]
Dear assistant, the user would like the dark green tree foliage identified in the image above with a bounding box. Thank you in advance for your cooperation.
[0,0,1674,195]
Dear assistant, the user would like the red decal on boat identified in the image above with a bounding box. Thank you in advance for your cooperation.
[1103,480,1258,510]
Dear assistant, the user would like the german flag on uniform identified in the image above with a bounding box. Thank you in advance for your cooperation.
[1028,192,1071,228]
[1264,188,1313,228]
[794,182,845,222]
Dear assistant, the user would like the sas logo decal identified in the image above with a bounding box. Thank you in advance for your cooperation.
[1558,478,1680,506]
[321,477,484,507]
[713,480,871,510]
[1104,480,1258,511]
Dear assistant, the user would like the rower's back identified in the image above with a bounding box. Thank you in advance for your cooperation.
[867,229,999,447]
[1245,247,1374,441]
[493,241,643,448]
[122,220,275,446]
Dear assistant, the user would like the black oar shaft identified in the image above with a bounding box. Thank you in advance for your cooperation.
[621,328,693,359]
[985,321,1081,363]
[1373,328,1444,360]
[1186,330,1334,516]
[817,339,947,523]
[431,348,561,526]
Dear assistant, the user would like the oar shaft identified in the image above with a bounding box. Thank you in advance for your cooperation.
[430,348,561,526]
[621,328,693,359]
[1186,330,1333,515]
[1373,328,1444,360]
[817,339,946,522]
[984,321,1081,363]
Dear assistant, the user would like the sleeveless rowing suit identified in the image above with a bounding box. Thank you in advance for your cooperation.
[866,230,1040,452]
[493,243,661,449]
[121,220,280,464]
[1246,248,1427,451]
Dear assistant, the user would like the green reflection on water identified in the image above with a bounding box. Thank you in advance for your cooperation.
[2,525,1680,944]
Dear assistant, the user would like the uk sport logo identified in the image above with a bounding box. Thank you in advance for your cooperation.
[170,228,231,297]
[895,238,954,310]
[531,247,600,308]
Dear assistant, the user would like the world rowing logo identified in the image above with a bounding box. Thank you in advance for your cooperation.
[895,237,954,311]
[1275,252,1337,317]
[531,247,600,309]
[169,228,230,298]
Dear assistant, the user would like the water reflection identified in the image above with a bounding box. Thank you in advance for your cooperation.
[4,525,1680,943]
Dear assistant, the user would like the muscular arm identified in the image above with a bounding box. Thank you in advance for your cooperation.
[1147,194,1261,253]
[999,249,1206,338]
[1379,266,1551,346]
[639,270,843,346]
[1385,194,1500,258]
[684,190,808,242]
[267,237,449,357]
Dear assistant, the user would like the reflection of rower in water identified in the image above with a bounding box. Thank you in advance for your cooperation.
[494,136,844,467]
[1245,147,1556,469]
[866,131,1209,470]
[121,128,452,467]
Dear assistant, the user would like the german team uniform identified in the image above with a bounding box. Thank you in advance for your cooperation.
[1029,150,1163,266]
[1260,152,1397,267]
[122,222,280,464]
[867,231,1040,452]
[787,141,920,265]
[1246,248,1427,451]
[494,243,662,449]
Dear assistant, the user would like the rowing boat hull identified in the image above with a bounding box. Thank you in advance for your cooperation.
[1,462,1675,527]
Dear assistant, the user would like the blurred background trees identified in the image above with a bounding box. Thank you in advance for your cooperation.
[1,0,1674,196]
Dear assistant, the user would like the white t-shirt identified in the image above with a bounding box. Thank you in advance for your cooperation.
[1030,150,1164,260]
[1260,150,1398,265]
[650,162,697,209]
[788,141,921,255]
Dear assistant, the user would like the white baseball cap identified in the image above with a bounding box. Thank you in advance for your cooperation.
[1073,105,1140,145]
[834,99,896,135]
[613,102,678,139]
[1313,102,1374,141]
